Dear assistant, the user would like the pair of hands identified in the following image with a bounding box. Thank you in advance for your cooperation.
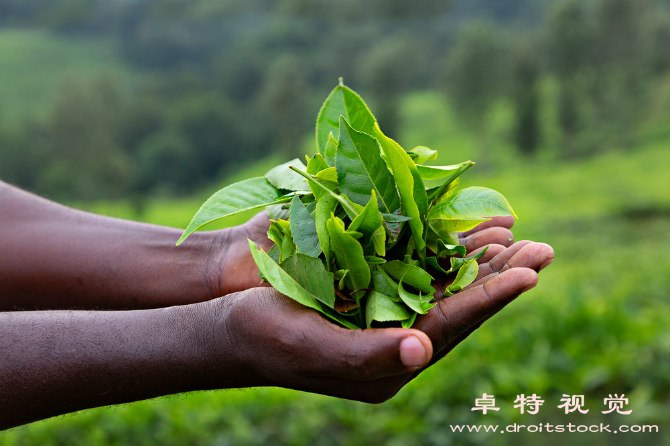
[0,181,553,429]
[199,213,553,403]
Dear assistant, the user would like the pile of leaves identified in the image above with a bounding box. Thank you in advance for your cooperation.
[177,79,516,329]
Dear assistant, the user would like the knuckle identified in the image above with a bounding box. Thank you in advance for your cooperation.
[344,332,374,380]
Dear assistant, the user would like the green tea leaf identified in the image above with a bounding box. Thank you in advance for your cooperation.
[266,203,289,220]
[281,253,335,308]
[444,259,479,296]
[427,161,475,204]
[381,213,412,223]
[320,306,359,330]
[410,146,438,164]
[323,132,339,166]
[315,166,338,185]
[364,256,386,265]
[268,219,295,263]
[371,225,386,257]
[315,194,337,265]
[449,246,489,273]
[306,154,332,200]
[417,164,467,181]
[349,190,384,236]
[250,240,358,329]
[307,153,330,175]
[381,260,434,294]
[289,196,321,258]
[398,278,435,314]
[327,214,371,291]
[401,312,418,329]
[177,177,290,245]
[336,116,400,213]
[266,159,310,191]
[289,165,362,219]
[436,240,467,258]
[372,268,401,301]
[373,123,426,253]
[366,291,412,328]
[316,80,377,153]
[426,256,449,275]
[428,187,517,221]
[249,239,321,311]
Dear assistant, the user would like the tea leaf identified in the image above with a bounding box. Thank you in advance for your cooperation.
[436,240,467,258]
[371,225,386,256]
[349,190,384,236]
[306,154,332,200]
[266,159,310,191]
[315,166,338,184]
[365,291,412,328]
[401,312,418,329]
[323,132,339,166]
[177,177,290,245]
[249,239,358,329]
[336,116,400,213]
[316,80,377,153]
[417,163,468,181]
[289,196,321,258]
[373,123,427,253]
[398,278,435,314]
[381,260,434,294]
[410,146,438,164]
[448,246,488,273]
[315,194,337,265]
[371,268,401,301]
[444,259,479,296]
[428,187,517,220]
[327,214,371,291]
[281,253,335,308]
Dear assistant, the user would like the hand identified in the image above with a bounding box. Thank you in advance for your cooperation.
[198,219,554,403]
[210,211,273,296]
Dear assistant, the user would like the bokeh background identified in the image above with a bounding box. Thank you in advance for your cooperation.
[1,0,670,444]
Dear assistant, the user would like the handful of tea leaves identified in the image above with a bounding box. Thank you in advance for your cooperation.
[177,79,516,329]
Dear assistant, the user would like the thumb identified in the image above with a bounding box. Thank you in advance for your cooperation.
[307,324,434,381]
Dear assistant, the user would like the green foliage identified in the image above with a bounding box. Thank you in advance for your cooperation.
[7,93,670,445]
[176,177,291,245]
[178,82,516,328]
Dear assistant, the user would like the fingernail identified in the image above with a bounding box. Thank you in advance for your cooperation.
[400,336,427,368]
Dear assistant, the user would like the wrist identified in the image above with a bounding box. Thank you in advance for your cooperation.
[177,295,269,390]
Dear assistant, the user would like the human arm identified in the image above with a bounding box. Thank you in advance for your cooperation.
[0,180,517,311]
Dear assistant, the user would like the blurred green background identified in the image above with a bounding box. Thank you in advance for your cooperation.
[1,0,670,444]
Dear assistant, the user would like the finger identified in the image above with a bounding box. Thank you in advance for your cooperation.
[472,244,506,264]
[416,267,539,354]
[471,241,552,287]
[461,227,515,253]
[461,216,515,237]
[303,323,434,381]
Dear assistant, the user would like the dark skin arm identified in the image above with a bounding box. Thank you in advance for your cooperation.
[0,180,265,310]
[0,180,519,311]
[0,181,554,429]
[0,240,552,429]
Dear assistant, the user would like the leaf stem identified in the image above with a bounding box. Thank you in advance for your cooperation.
[427,161,475,204]
[289,166,359,217]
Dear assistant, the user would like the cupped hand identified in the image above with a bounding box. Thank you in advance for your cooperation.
[209,211,273,296]
[212,214,517,297]
[199,217,554,403]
